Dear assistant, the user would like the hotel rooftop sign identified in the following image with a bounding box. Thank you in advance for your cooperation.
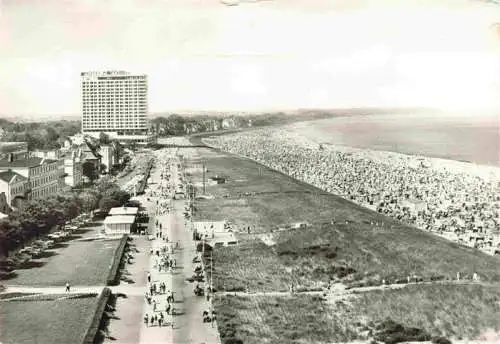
[81,71,129,77]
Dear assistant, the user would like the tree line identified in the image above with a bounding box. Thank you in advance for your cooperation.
[0,176,130,257]
[0,119,81,151]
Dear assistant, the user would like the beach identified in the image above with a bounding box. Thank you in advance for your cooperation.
[203,124,500,255]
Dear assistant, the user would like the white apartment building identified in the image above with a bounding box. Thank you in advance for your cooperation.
[63,151,83,187]
[30,149,66,188]
[81,71,155,144]
[100,144,115,174]
[0,155,61,200]
[0,170,30,207]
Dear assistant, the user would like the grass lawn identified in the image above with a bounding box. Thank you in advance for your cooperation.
[0,294,99,344]
[214,284,500,343]
[6,236,120,286]
[188,148,500,291]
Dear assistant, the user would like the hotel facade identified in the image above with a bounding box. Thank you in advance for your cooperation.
[81,71,155,144]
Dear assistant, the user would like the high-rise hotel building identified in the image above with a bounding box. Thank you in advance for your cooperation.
[81,71,155,144]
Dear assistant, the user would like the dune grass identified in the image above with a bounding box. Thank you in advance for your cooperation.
[0,294,100,344]
[214,294,347,344]
[214,284,500,344]
[344,284,500,340]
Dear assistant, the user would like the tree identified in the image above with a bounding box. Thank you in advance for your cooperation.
[77,191,99,212]
[99,197,120,213]
[94,176,116,194]
[0,220,23,257]
[99,132,111,145]
[82,161,99,182]
[104,188,130,205]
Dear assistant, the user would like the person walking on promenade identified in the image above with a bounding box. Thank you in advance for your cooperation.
[144,313,149,327]
[147,272,151,283]
[65,282,71,292]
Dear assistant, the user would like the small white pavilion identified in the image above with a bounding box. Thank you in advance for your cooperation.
[103,215,136,236]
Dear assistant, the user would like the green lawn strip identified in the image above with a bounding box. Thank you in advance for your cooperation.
[8,239,120,286]
[190,148,500,292]
[0,295,100,344]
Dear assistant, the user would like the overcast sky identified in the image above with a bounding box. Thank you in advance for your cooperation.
[0,0,499,117]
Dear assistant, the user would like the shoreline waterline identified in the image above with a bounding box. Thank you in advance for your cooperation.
[284,114,500,168]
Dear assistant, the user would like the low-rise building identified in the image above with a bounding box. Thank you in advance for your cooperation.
[103,215,136,237]
[0,192,12,214]
[30,149,65,188]
[0,169,30,207]
[102,206,139,236]
[100,144,115,174]
[63,150,83,187]
[0,142,29,160]
[108,206,139,217]
[0,154,61,200]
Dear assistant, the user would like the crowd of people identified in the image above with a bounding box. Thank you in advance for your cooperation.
[205,129,500,252]
[141,148,218,333]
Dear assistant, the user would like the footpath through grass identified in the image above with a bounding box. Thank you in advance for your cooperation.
[0,294,99,344]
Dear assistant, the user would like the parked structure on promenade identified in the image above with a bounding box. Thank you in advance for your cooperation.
[103,206,139,236]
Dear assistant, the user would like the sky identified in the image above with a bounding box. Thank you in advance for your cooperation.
[0,0,500,117]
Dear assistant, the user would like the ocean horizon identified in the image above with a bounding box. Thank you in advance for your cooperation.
[288,112,500,167]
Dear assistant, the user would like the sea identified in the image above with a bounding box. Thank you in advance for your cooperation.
[288,112,500,167]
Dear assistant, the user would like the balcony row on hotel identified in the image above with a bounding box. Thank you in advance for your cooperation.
[0,138,123,216]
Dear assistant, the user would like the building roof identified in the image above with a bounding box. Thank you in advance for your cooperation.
[207,233,239,245]
[108,207,139,216]
[0,157,57,168]
[82,151,99,161]
[194,221,227,234]
[0,170,28,183]
[0,142,28,153]
[103,215,136,224]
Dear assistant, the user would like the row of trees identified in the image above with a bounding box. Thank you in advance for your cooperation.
[0,119,81,150]
[150,112,335,137]
[0,176,130,257]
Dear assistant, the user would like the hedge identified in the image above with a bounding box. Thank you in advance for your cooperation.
[82,287,112,344]
[106,235,129,286]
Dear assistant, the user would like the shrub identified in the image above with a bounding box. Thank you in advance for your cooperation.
[106,235,129,286]
[224,338,243,344]
[432,337,452,344]
[82,287,112,344]
[374,318,431,344]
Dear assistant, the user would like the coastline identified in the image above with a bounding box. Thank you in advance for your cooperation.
[202,127,500,255]
[284,116,500,170]
[278,124,500,182]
